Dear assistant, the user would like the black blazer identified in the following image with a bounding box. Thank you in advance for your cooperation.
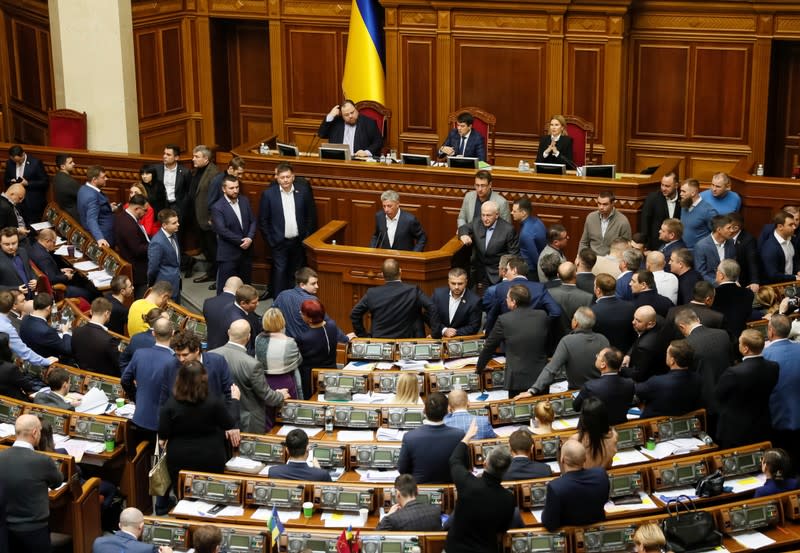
[541,467,609,531]
[257,179,317,247]
[71,322,121,376]
[712,282,754,339]
[676,270,701,306]
[622,323,668,383]
[715,356,779,448]
[632,289,674,318]
[4,154,48,223]
[53,172,81,221]
[591,297,636,353]
[369,210,426,251]
[686,325,734,416]
[318,113,383,156]
[0,360,30,401]
[503,456,553,480]
[0,446,63,531]
[0,248,34,293]
[398,424,465,484]
[535,134,574,166]
[662,302,725,341]
[150,162,191,218]
[640,190,681,251]
[458,217,519,285]
[0,195,20,231]
[430,287,481,338]
[440,128,486,161]
[28,241,69,286]
[114,210,150,287]
[350,281,437,339]
[733,230,760,286]
[574,372,635,426]
[375,498,442,531]
[19,315,73,360]
[203,291,236,350]
[636,369,702,419]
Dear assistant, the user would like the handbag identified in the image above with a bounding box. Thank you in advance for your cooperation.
[695,469,724,498]
[662,495,722,553]
[148,439,171,496]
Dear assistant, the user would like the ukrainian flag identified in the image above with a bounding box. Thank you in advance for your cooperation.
[342,0,385,104]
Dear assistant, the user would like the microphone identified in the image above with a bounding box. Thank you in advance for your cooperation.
[306,133,321,157]
[374,231,384,249]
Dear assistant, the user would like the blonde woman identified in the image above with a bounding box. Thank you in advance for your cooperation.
[536,115,573,166]
[633,523,669,553]
[531,400,555,435]
[388,372,423,404]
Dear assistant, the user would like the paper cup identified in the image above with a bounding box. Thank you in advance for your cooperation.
[116,398,125,409]
[302,501,313,518]
[359,508,369,524]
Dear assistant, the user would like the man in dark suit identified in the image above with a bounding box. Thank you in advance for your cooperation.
[77,165,116,247]
[107,275,132,336]
[640,171,681,250]
[760,210,800,283]
[504,429,553,480]
[764,315,800,471]
[636,339,702,419]
[203,276,242,348]
[694,214,735,283]
[715,329,779,448]
[541,440,609,531]
[0,184,30,243]
[458,200,519,291]
[187,145,219,287]
[712,259,754,340]
[548,261,594,333]
[656,218,686,272]
[630,270,674,317]
[662,280,725,341]
[258,162,317,298]
[91,507,166,553]
[4,145,48,225]
[377,474,442,531]
[206,155,245,212]
[573,347,634,425]
[29,229,95,300]
[622,306,668,383]
[211,285,262,353]
[438,111,486,162]
[114,194,151,298]
[33,367,77,411]
[53,153,81,221]
[728,212,760,291]
[0,414,63,552]
[318,100,383,157]
[71,297,121,376]
[0,227,36,298]
[398,392,465,484]
[369,190,426,251]
[591,273,636,353]
[147,209,182,302]
[210,174,257,292]
[150,145,190,221]
[269,429,332,481]
[669,248,702,305]
[351,258,437,339]
[430,267,481,338]
[19,293,73,361]
[576,248,598,295]
[477,284,550,396]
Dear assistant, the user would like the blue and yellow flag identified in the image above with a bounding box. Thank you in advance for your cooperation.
[342,0,385,103]
[269,505,285,546]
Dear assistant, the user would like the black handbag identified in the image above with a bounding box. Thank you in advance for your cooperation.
[695,469,724,498]
[661,495,722,553]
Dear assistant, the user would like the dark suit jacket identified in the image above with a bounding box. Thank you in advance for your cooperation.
[33,390,74,411]
[28,241,69,286]
[351,280,437,339]
[213,303,262,353]
[661,239,687,272]
[114,210,150,287]
[210,195,257,261]
[733,230,760,286]
[535,134,574,166]
[640,190,681,251]
[71,322,121,376]
[147,229,181,301]
[440,128,485,161]
[636,369,702,419]
[430,287,481,338]
[0,249,34,293]
[576,272,596,295]
[268,461,332,482]
[0,359,32,400]
[503,456,553,480]
[398,423,465,484]
[663,302,725,341]
[574,373,635,426]
[150,162,191,219]
[484,277,562,334]
[161,352,234,409]
[119,329,154,373]
[715,356,779,448]
[677,269,702,306]
[0,195,21,231]
[77,185,115,246]
[458,218,519,285]
[685,325,734,416]
[549,284,594,333]
[92,530,158,553]
[318,113,383,156]
[375,498,442,531]
[623,323,668,383]
[370,210,426,251]
[591,296,636,353]
[53,172,81,221]
[190,163,219,231]
[121,345,178,431]
[4,154,48,222]
[542,467,609,531]
[257,179,317,247]
[107,295,128,336]
[712,282,754,339]
[19,315,72,359]
[632,289,674,318]
[0,446,63,531]
[477,307,549,392]
[203,291,236,350]
[760,233,800,283]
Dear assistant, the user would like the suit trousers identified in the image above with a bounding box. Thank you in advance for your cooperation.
[217,255,253,294]
[9,526,51,553]
[271,237,305,297]
[200,229,217,278]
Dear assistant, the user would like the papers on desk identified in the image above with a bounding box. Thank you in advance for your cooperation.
[604,491,656,513]
[374,362,395,370]
[251,507,300,522]
[612,449,651,467]
[546,460,561,474]
[530,508,543,523]
[76,387,109,414]
[342,361,376,371]
[72,260,99,271]
[641,437,705,460]
[551,416,580,431]
[731,531,775,549]
[318,393,393,404]
[656,486,698,502]
[468,389,508,402]
[356,469,400,483]
[114,403,136,418]
[321,511,368,528]
[173,499,244,518]
[225,456,265,474]
[376,427,406,442]
[726,473,766,493]
[87,270,113,287]
[395,359,426,370]
[59,437,106,462]
[0,422,15,438]
[493,424,527,438]
[548,380,569,393]
[276,425,323,438]
[31,221,53,231]
[337,430,375,441]
[443,357,479,369]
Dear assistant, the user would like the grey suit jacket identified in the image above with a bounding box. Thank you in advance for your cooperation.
[537,244,566,282]
[210,342,284,433]
[456,190,511,228]
[193,162,218,230]
[548,284,594,332]
[33,390,75,411]
[530,329,609,393]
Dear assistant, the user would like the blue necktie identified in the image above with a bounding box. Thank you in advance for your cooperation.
[459,136,466,155]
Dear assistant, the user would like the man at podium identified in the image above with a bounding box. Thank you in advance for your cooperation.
[369,190,426,251]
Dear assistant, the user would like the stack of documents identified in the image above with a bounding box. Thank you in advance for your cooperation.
[76,387,109,415]
[87,270,113,287]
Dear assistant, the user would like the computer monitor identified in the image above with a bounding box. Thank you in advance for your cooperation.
[276,142,300,157]
[319,143,351,161]
[447,156,479,169]
[401,153,431,166]
[583,164,616,179]
[535,163,566,175]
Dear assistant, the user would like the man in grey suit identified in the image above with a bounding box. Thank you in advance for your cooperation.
[210,319,289,433]
[92,507,173,553]
[376,474,442,531]
[456,170,511,228]
[476,284,549,396]
[33,367,78,411]
[548,261,594,334]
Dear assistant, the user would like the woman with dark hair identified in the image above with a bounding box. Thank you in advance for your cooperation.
[570,396,618,469]
[0,332,33,400]
[295,299,339,399]
[755,448,799,497]
[158,361,240,484]
[137,164,167,215]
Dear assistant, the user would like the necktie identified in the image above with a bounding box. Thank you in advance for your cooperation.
[459,136,466,155]
[169,234,180,262]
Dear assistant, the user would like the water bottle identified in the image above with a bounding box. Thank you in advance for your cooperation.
[518,160,525,172]
[756,163,764,176]
[523,161,531,172]
[380,154,386,164]
[50,303,59,329]
[325,406,334,433]
[697,432,714,446]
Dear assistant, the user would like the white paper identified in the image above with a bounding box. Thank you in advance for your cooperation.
[217,505,245,517]
[493,424,527,438]
[468,390,508,402]
[376,428,406,441]
[655,486,698,502]
[0,422,15,437]
[725,473,766,493]
[173,499,216,516]
[54,246,71,256]
[76,387,109,414]
[546,460,561,474]
[343,362,376,371]
[395,360,426,370]
[548,381,569,393]
[612,449,651,466]
[531,508,543,523]
[31,222,53,230]
[276,425,323,437]
[59,437,106,461]
[321,511,368,528]
[72,260,99,271]
[443,357,479,369]
[357,469,400,482]
[604,491,656,513]
[374,362,395,370]
[337,430,374,441]
[641,437,704,460]
[225,456,265,473]
[551,416,580,430]
[731,531,775,549]
[114,403,136,418]
[250,507,300,522]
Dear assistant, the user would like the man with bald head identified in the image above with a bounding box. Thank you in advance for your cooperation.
[444,389,496,440]
[0,414,63,552]
[29,227,96,299]
[210,319,289,433]
[458,200,519,292]
[92,507,173,553]
[203,275,243,351]
[541,439,609,531]
[548,261,594,332]
[0,183,30,241]
[646,251,678,304]
[621,305,667,382]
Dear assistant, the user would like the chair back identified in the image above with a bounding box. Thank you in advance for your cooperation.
[448,107,496,164]
[48,109,87,149]
[564,115,595,167]
[355,101,391,152]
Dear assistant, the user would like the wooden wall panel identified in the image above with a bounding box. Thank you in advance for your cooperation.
[692,47,749,141]
[134,24,186,120]
[566,45,603,140]
[135,32,160,118]
[402,37,435,132]
[285,28,341,117]
[633,44,689,138]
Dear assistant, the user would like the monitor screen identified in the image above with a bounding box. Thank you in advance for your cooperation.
[447,156,479,169]
[534,163,566,175]
[277,142,299,157]
[583,164,616,179]
[319,144,351,161]
[401,153,430,166]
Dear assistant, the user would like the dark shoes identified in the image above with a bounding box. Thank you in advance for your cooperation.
[193,274,214,283]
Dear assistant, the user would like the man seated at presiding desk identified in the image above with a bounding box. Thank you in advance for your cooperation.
[503,429,552,480]
[369,190,426,251]
[267,428,332,482]
[438,112,486,162]
[318,100,383,158]
[376,474,442,531]
[92,507,174,553]
[541,439,609,532]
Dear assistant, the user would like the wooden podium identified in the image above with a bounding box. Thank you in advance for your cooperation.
[303,220,463,334]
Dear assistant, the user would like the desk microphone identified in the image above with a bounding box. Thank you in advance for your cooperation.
[306,133,321,156]
[374,231,384,249]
